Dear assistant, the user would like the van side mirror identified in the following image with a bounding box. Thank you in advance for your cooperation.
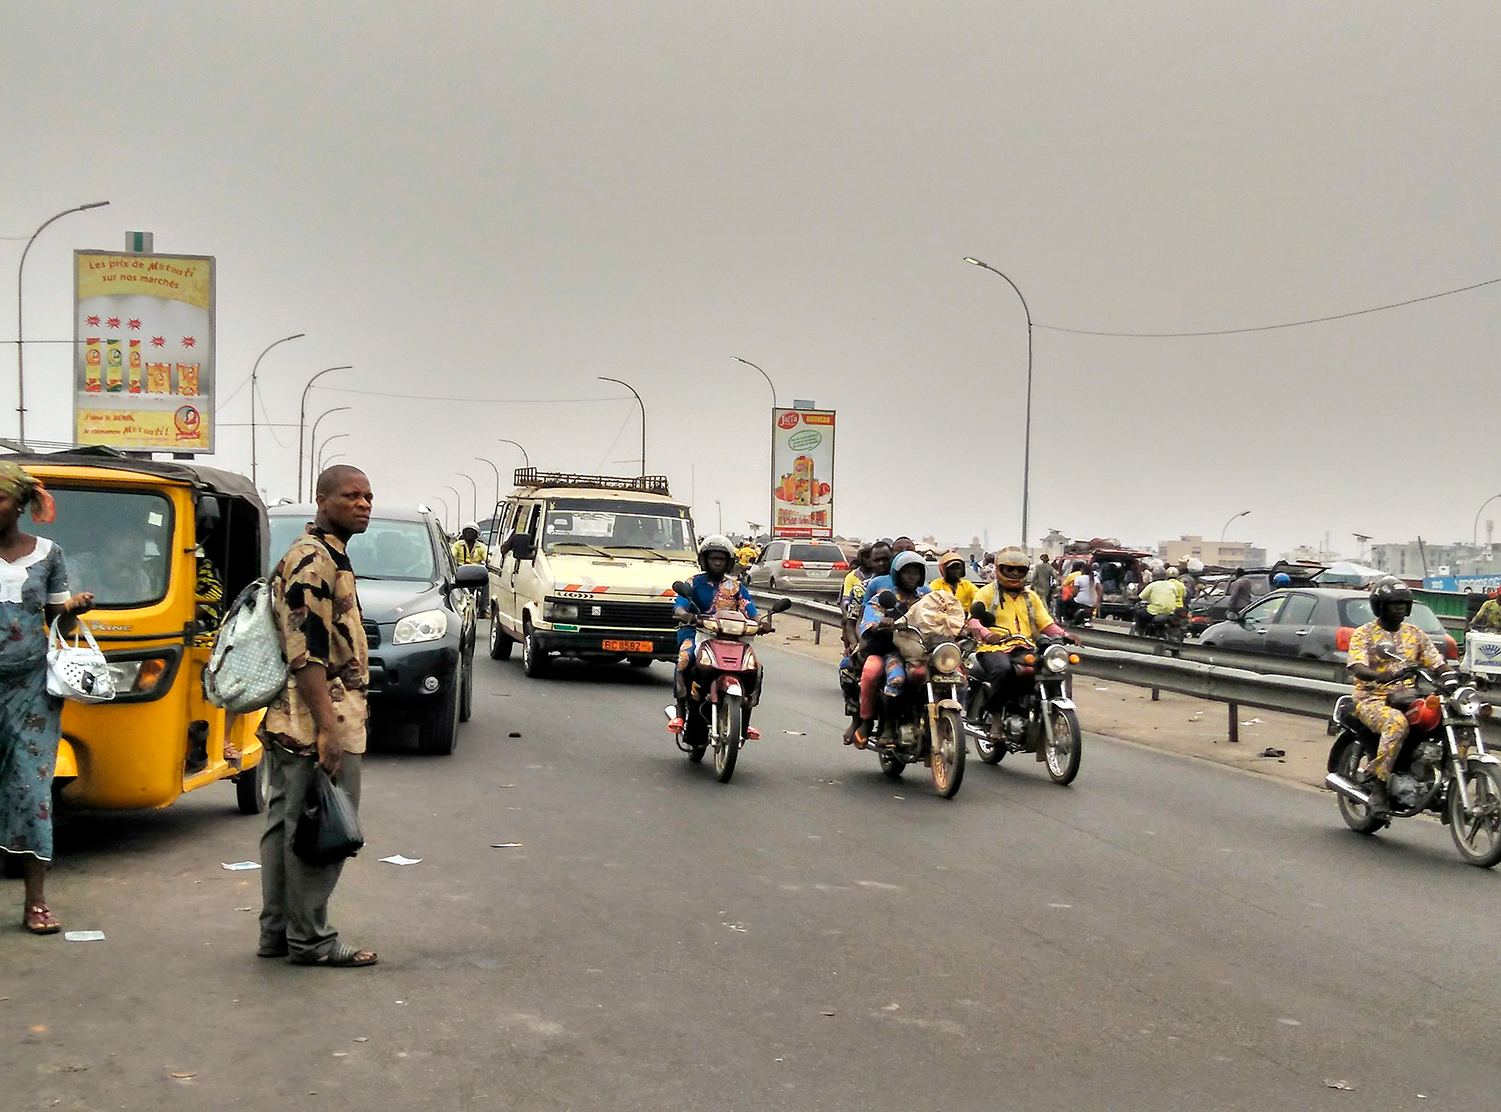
[511,535,535,560]
[771,597,793,614]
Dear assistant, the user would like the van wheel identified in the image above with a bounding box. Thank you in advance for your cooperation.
[522,618,549,678]
[235,757,267,815]
[458,653,474,723]
[488,607,512,660]
[418,675,461,755]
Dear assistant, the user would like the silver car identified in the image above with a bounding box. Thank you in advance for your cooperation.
[748,539,849,595]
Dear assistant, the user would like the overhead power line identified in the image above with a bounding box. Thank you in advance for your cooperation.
[1036,275,1501,337]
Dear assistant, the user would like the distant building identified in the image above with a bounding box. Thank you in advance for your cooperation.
[1370,541,1501,579]
[1159,535,1265,568]
[1279,545,1341,566]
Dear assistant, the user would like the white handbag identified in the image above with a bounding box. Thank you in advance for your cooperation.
[46,618,116,703]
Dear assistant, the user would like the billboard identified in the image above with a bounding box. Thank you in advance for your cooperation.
[771,407,834,537]
[74,251,215,453]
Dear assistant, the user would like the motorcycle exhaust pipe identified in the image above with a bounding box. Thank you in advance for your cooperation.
[1325,772,1372,806]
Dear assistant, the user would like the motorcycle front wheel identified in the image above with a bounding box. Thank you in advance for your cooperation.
[1448,762,1501,867]
[930,707,965,798]
[1043,706,1082,785]
[714,700,742,783]
[878,751,906,779]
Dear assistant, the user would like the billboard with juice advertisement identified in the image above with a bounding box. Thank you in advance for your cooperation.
[74,250,215,453]
[771,407,834,538]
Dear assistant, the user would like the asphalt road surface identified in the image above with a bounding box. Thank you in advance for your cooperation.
[6,632,1500,1110]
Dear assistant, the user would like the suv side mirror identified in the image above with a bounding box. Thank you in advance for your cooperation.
[456,564,488,588]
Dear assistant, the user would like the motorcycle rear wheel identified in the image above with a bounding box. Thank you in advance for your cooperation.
[714,700,742,783]
[1334,740,1384,835]
[930,708,965,798]
[1043,707,1082,785]
[1448,762,1501,868]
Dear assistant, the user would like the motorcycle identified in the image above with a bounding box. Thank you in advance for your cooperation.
[665,582,791,783]
[1131,604,1186,644]
[1324,644,1501,867]
[962,604,1083,785]
[854,590,966,798]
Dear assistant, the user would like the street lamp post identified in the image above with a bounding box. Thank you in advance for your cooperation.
[1220,510,1251,542]
[307,406,350,497]
[431,495,450,529]
[598,377,645,477]
[316,433,349,473]
[715,499,723,534]
[733,357,779,538]
[15,200,109,443]
[458,472,478,524]
[1473,495,1501,547]
[497,438,530,472]
[474,456,501,520]
[964,257,1034,550]
[248,332,305,487]
[443,486,462,533]
[297,365,351,503]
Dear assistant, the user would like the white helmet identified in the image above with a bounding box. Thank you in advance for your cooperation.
[462,521,480,534]
[698,534,736,571]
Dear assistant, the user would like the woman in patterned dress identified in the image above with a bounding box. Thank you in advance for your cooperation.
[0,462,94,934]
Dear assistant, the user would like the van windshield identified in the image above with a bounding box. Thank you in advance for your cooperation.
[541,499,695,559]
[34,488,174,608]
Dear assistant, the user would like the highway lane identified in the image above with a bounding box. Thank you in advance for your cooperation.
[5,631,1500,1110]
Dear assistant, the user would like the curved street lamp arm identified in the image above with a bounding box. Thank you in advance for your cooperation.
[732,357,779,409]
[497,438,531,471]
[474,457,502,519]
[1474,495,1501,547]
[298,365,352,500]
[15,201,110,443]
[1219,510,1251,542]
[249,332,306,486]
[598,377,646,476]
[965,257,1035,548]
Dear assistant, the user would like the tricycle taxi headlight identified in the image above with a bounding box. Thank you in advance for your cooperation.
[392,609,449,645]
[106,656,170,694]
[1454,686,1483,718]
[1043,644,1070,673]
[930,642,962,675]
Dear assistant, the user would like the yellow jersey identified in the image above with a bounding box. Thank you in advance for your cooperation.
[930,577,977,611]
[972,584,1054,652]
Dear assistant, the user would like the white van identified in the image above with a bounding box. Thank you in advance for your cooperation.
[485,471,701,676]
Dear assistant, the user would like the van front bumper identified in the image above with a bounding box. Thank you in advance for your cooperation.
[533,627,679,660]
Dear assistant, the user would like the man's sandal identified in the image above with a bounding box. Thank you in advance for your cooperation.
[289,942,378,967]
[24,904,61,934]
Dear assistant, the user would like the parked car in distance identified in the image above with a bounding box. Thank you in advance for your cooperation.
[1198,587,1457,663]
[747,539,849,595]
[269,505,483,755]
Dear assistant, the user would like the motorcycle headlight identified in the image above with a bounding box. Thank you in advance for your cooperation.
[544,600,578,621]
[930,642,962,675]
[1454,686,1483,718]
[1043,644,1070,673]
[392,609,449,645]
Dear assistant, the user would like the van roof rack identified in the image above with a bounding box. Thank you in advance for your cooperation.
[513,468,672,496]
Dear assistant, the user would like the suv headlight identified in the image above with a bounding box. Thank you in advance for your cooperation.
[930,642,962,675]
[544,600,579,621]
[1454,686,1483,718]
[1043,644,1070,673]
[392,609,448,645]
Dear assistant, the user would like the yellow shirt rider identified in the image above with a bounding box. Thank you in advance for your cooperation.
[929,551,977,612]
[451,522,488,566]
[965,546,1075,713]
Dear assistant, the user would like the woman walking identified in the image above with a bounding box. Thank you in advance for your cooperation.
[0,462,93,934]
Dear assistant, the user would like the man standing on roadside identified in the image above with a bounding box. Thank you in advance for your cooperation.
[1029,553,1058,609]
[258,465,378,968]
[1224,568,1255,614]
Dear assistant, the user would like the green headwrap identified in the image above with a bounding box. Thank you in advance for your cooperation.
[0,461,55,523]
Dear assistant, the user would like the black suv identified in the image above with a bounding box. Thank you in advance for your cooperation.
[268,506,485,754]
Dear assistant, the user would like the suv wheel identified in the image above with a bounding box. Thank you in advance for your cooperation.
[522,617,549,678]
[458,652,474,722]
[418,673,461,755]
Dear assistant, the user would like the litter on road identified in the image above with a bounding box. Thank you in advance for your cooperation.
[63,931,106,942]
[379,854,422,865]
[490,842,523,848]
[220,861,260,871]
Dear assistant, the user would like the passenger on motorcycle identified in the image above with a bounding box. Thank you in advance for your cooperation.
[845,550,929,748]
[1138,568,1180,617]
[967,547,1075,711]
[669,535,765,737]
[929,551,976,611]
[1348,577,1451,813]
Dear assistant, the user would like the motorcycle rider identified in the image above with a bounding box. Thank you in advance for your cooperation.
[1136,568,1181,630]
[845,550,929,748]
[967,546,1076,713]
[1166,566,1188,608]
[930,551,976,611]
[669,535,765,738]
[451,522,488,566]
[1347,577,1450,813]
[1469,587,1501,632]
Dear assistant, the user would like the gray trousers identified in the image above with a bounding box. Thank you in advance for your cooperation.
[258,742,363,960]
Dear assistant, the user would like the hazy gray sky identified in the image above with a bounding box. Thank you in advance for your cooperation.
[5,2,1498,556]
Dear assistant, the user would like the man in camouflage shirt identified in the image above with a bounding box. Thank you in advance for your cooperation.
[258,465,377,967]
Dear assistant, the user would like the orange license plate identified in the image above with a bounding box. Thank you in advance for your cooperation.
[603,639,654,653]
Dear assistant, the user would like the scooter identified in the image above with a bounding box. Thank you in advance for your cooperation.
[666,583,791,783]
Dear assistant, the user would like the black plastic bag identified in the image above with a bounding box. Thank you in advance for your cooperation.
[293,767,365,866]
